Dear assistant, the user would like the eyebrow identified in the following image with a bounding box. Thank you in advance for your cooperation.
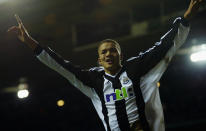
[101,49,106,52]
[101,47,118,52]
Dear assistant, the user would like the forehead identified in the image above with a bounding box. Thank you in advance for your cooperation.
[98,42,117,51]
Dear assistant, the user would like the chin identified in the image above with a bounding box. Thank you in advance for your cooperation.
[106,65,116,70]
[104,65,112,69]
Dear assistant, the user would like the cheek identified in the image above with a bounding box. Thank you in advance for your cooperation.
[98,56,104,63]
[114,54,120,60]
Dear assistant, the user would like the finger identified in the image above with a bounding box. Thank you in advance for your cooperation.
[7,26,19,32]
[195,0,202,6]
[191,0,202,7]
[14,14,28,32]
[193,0,198,5]
[14,14,23,26]
[198,0,203,3]
[195,0,203,3]
[7,26,21,35]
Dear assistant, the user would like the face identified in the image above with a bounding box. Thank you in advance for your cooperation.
[98,42,122,73]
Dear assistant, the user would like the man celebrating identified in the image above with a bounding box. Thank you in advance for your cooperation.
[7,0,203,131]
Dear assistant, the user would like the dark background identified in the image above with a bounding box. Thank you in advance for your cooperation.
[0,0,206,130]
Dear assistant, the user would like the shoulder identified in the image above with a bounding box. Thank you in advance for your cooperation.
[88,67,105,80]
[89,66,104,72]
[125,51,144,64]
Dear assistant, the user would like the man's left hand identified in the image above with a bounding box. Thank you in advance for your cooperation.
[184,0,203,20]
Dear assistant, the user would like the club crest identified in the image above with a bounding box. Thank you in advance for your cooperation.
[122,77,129,84]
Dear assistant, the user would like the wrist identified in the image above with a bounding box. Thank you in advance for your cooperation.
[25,36,38,51]
[183,11,191,21]
[181,16,190,27]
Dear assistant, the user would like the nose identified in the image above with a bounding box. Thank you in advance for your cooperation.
[105,51,111,56]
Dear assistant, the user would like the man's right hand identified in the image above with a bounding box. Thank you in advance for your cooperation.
[7,14,38,50]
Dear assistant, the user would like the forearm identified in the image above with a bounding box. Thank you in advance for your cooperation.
[35,46,94,97]
[163,17,190,52]
[24,36,39,51]
[139,17,190,76]
[34,45,96,89]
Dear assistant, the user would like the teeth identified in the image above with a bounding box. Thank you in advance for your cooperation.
[106,60,112,62]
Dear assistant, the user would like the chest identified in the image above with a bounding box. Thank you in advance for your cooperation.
[103,72,136,103]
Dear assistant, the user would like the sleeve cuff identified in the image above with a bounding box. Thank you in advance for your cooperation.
[33,44,43,56]
[180,16,190,27]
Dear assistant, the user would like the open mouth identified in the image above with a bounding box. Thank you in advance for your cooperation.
[105,59,113,64]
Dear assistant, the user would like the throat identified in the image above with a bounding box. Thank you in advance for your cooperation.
[105,65,122,76]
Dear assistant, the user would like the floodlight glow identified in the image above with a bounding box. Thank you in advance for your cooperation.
[0,0,8,4]
[191,44,206,52]
[17,89,29,99]
[57,100,65,107]
[157,82,160,88]
[18,83,28,90]
[190,51,206,62]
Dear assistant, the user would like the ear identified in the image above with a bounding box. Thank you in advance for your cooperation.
[120,53,123,62]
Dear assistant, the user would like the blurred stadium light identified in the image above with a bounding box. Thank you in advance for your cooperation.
[0,0,7,3]
[178,43,206,56]
[17,77,29,99]
[178,43,206,62]
[157,82,160,88]
[57,99,65,107]
[17,89,29,99]
[190,44,206,62]
[0,77,30,99]
[190,50,206,62]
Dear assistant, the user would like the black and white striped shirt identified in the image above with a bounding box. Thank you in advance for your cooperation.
[34,17,190,131]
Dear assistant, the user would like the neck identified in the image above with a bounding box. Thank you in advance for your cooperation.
[105,65,122,76]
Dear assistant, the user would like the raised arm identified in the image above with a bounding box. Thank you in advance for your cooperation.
[34,45,99,97]
[7,15,97,98]
[126,0,202,76]
[138,17,190,76]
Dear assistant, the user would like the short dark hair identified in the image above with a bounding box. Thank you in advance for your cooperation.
[98,39,121,54]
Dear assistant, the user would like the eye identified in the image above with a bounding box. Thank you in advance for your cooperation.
[110,48,117,53]
[101,50,106,54]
